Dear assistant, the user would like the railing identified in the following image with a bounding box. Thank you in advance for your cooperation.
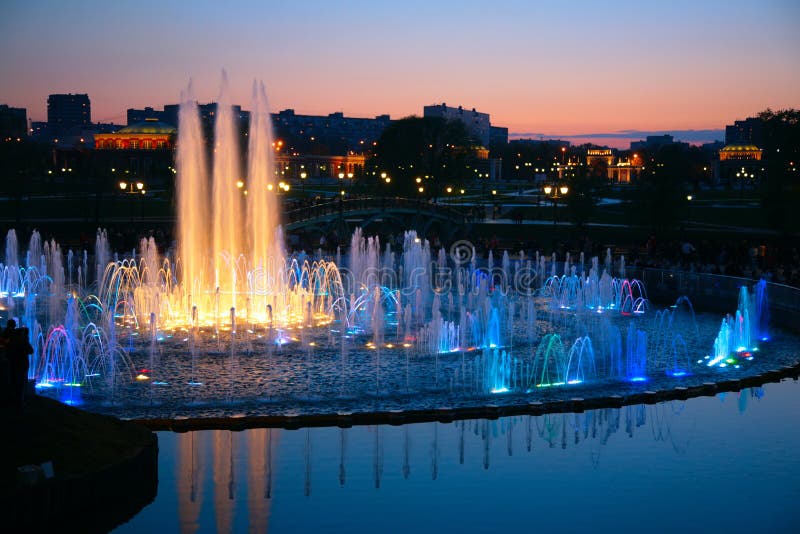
[284,197,466,225]
[633,267,800,332]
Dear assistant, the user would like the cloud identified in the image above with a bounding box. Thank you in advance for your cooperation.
[511,129,724,144]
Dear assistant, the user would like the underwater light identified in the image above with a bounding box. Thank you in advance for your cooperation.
[35,382,54,389]
[567,379,583,385]
[63,382,82,387]
[135,374,150,381]
[490,387,509,394]
[629,377,647,382]
[669,371,688,377]
[152,381,169,385]
[187,381,203,386]
[85,373,100,377]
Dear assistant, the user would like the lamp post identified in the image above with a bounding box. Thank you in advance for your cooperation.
[543,182,568,226]
[119,180,145,223]
[686,194,693,229]
[300,171,307,194]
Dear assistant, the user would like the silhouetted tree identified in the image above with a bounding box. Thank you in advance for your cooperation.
[565,162,608,228]
[634,144,690,232]
[757,108,800,235]
[369,116,474,198]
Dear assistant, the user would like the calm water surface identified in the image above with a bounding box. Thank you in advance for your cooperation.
[115,378,800,533]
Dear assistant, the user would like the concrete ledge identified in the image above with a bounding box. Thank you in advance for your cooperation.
[136,362,800,433]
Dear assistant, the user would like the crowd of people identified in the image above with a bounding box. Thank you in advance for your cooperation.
[629,235,800,286]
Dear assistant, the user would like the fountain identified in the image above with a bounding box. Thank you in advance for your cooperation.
[1,79,797,421]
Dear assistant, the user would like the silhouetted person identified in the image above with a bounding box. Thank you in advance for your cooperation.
[6,324,33,414]
[0,329,9,408]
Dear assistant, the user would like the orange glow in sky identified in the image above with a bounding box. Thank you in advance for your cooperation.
[1,0,798,147]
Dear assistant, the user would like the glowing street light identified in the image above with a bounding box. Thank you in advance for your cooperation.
[119,181,145,194]
[543,181,568,225]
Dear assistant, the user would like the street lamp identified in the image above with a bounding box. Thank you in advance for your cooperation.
[543,182,568,225]
[119,180,145,223]
[300,171,307,194]
[686,194,693,228]
[119,180,145,194]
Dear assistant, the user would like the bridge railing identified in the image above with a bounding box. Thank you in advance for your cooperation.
[630,267,800,332]
[284,197,467,224]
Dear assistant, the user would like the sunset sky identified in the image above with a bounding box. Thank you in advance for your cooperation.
[2,0,798,147]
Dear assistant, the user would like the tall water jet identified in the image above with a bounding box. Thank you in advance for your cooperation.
[177,81,210,314]
[247,80,284,317]
[212,72,243,312]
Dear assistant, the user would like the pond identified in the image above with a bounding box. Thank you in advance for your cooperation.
[114,377,800,533]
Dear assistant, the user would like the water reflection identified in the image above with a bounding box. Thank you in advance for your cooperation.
[115,383,800,534]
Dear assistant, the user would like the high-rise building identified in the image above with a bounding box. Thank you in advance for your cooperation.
[0,104,27,139]
[272,109,391,153]
[423,103,492,146]
[725,117,763,146]
[127,103,250,131]
[47,93,91,133]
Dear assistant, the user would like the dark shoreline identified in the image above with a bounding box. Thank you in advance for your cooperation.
[1,395,158,533]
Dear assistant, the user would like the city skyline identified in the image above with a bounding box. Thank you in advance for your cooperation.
[2,0,798,149]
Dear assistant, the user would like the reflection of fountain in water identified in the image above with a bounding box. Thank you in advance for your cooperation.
[160,387,767,528]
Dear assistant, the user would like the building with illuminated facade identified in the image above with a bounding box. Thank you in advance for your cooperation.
[585,148,642,183]
[717,144,763,185]
[93,118,176,187]
[95,118,176,150]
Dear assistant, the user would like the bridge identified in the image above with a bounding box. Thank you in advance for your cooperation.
[283,197,468,240]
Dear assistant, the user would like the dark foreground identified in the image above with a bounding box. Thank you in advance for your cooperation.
[1,393,158,533]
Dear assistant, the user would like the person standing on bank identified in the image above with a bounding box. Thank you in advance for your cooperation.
[6,321,34,414]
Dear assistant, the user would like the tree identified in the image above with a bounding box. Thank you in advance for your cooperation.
[757,109,800,235]
[369,116,474,198]
[565,161,608,228]
[633,144,690,232]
